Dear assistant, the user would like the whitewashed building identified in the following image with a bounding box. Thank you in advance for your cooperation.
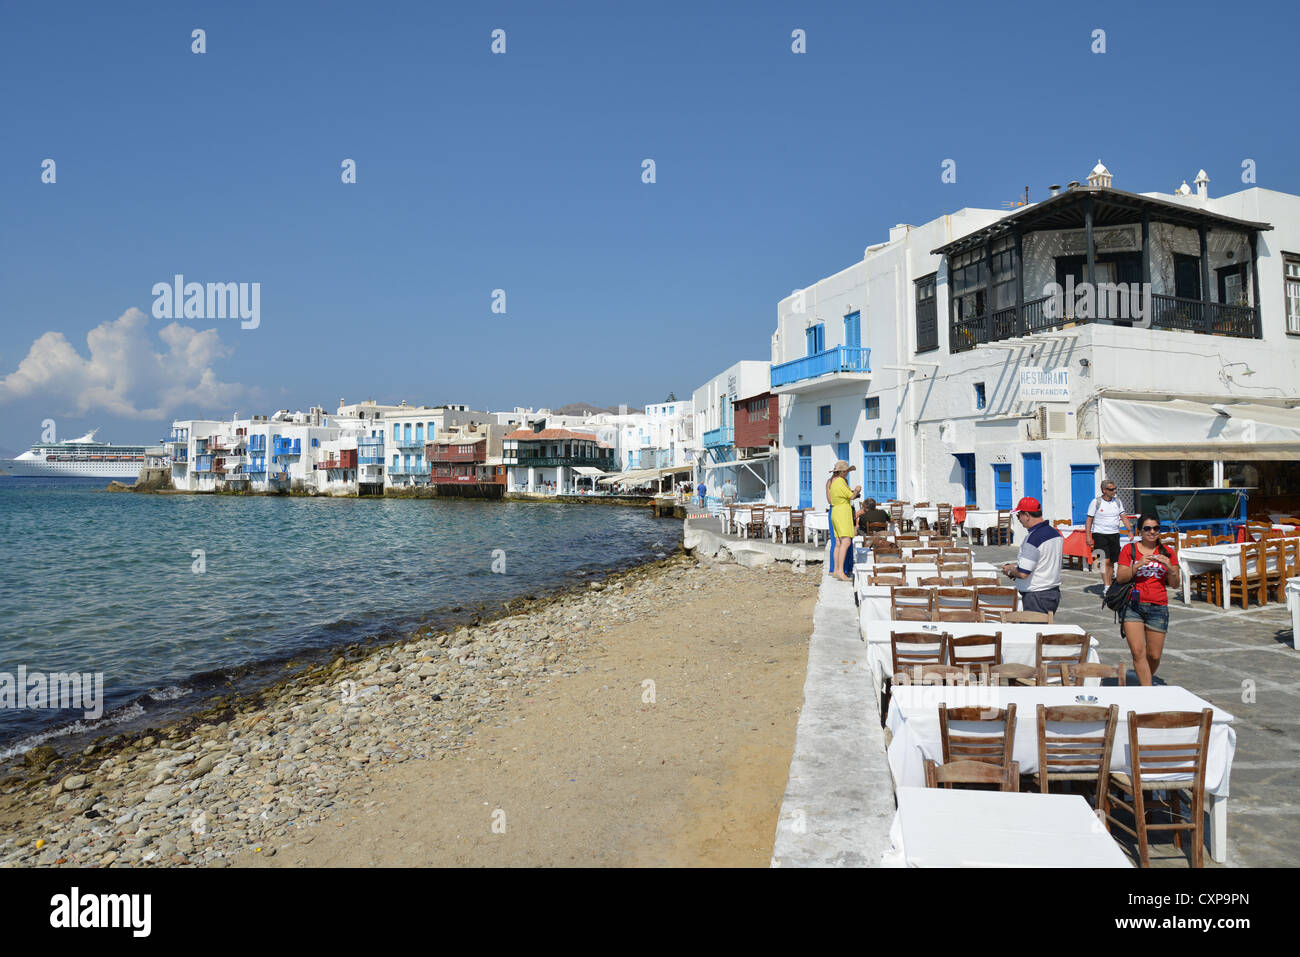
[771,164,1300,523]
[692,360,774,502]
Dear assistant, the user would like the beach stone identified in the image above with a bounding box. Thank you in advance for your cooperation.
[60,774,88,792]
[24,746,58,769]
[189,756,216,778]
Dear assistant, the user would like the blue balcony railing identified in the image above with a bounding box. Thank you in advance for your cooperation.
[272,437,301,456]
[703,426,734,448]
[771,346,871,388]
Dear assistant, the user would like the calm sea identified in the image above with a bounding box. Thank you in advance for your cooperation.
[0,478,679,758]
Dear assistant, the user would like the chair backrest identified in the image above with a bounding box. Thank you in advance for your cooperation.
[1061,661,1126,686]
[997,510,1012,531]
[1036,632,1091,684]
[894,663,972,687]
[940,548,973,561]
[889,503,904,523]
[933,609,982,623]
[872,563,905,574]
[901,556,933,564]
[912,548,939,559]
[869,574,907,586]
[790,511,805,529]
[1035,703,1119,794]
[896,535,920,547]
[891,587,934,619]
[935,587,977,611]
[940,701,1017,765]
[946,631,1003,669]
[866,522,888,535]
[937,563,972,577]
[923,758,1019,791]
[917,576,953,587]
[1126,709,1213,792]
[1239,541,1264,579]
[928,537,956,547]
[1211,534,1234,546]
[1052,519,1072,529]
[962,577,1000,588]
[890,630,947,673]
[915,501,930,508]
[1002,610,1053,623]
[974,586,1019,613]
[1182,532,1210,548]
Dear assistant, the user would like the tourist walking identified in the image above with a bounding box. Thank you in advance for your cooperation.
[1085,479,1133,592]
[697,480,707,508]
[827,460,861,582]
[1115,512,1180,686]
[999,496,1064,615]
[721,478,737,505]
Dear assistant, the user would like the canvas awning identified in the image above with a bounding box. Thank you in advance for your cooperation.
[598,465,691,485]
[1099,398,1300,460]
[572,466,606,477]
[700,453,773,472]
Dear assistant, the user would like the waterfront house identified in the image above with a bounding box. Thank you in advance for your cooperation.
[691,360,774,502]
[771,163,1300,522]
[502,425,615,493]
[425,423,508,494]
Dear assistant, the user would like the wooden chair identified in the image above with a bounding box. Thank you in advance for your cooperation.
[917,576,958,587]
[974,585,1019,618]
[940,701,1017,766]
[1035,704,1119,813]
[928,537,956,548]
[946,631,1003,671]
[987,663,1038,686]
[912,548,940,560]
[924,758,1019,792]
[746,504,766,539]
[1000,610,1052,624]
[882,630,949,724]
[935,503,953,536]
[1052,519,1073,530]
[940,547,973,562]
[914,502,931,531]
[959,576,1000,588]
[1061,661,1126,686]
[987,510,1012,546]
[1228,542,1266,609]
[1266,540,1296,602]
[891,587,934,620]
[1105,709,1213,868]
[937,562,972,578]
[788,509,805,545]
[889,502,908,534]
[1036,632,1091,685]
[934,587,976,614]
[872,563,905,574]
[895,535,920,548]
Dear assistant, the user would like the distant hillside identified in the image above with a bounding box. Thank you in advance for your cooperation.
[551,403,625,416]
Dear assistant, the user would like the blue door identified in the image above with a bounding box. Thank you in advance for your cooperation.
[805,323,825,356]
[862,440,897,501]
[954,453,976,506]
[843,311,861,349]
[1071,465,1098,525]
[836,442,850,465]
[1022,453,1042,505]
[798,446,812,509]
[993,464,1012,510]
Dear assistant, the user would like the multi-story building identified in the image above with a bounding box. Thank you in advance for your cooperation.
[383,404,494,489]
[502,425,615,493]
[425,423,507,493]
[771,163,1300,521]
[169,408,340,492]
[692,360,774,502]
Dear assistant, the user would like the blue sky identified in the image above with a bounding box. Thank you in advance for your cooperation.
[1,0,1295,451]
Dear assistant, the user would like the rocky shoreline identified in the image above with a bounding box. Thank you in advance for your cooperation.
[0,549,706,868]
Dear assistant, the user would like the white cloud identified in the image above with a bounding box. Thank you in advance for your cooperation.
[0,308,252,418]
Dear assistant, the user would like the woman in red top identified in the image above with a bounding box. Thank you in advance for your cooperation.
[1115,512,1181,686]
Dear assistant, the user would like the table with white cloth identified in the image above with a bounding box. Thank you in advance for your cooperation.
[1287,577,1300,649]
[1178,544,1244,609]
[881,786,1132,868]
[803,510,828,545]
[885,684,1236,862]
[860,620,1098,692]
[764,509,792,541]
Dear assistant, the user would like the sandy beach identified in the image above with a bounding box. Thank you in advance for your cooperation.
[0,552,816,867]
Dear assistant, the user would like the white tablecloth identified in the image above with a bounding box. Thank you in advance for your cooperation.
[882,787,1132,868]
[1287,578,1300,650]
[853,562,999,596]
[861,620,1097,687]
[886,684,1236,862]
[1178,544,1242,609]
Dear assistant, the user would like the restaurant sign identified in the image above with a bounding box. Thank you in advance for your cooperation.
[1020,368,1070,402]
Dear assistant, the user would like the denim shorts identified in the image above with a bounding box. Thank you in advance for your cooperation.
[1121,596,1169,632]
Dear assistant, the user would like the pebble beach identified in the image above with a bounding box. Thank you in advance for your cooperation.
[0,549,818,867]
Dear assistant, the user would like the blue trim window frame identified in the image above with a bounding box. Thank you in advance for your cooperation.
[865,396,880,420]
[843,311,861,350]
[974,382,987,411]
[862,439,897,501]
[818,405,831,426]
[954,452,977,506]
[805,323,825,357]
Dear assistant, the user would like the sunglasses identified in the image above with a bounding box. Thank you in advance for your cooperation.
[1140,525,1160,532]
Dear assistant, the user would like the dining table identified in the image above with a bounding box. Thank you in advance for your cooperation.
[885,684,1236,863]
[1177,544,1246,609]
[881,787,1132,868]
[859,620,1097,693]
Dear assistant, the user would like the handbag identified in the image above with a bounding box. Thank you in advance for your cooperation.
[1102,543,1137,612]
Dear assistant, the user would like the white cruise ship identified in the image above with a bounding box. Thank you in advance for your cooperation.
[0,430,152,478]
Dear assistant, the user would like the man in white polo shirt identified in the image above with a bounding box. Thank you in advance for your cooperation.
[998,497,1064,615]
[1085,479,1132,591]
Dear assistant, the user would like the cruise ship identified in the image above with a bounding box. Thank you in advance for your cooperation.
[0,430,152,479]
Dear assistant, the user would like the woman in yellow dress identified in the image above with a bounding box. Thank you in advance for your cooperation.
[828,460,861,581]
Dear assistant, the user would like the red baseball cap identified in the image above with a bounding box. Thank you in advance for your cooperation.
[1015,497,1041,513]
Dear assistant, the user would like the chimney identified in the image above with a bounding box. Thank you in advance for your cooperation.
[1049,184,1061,197]
[1067,180,1081,191]
[1195,169,1210,198]
[1087,161,1112,188]
[1177,181,1192,196]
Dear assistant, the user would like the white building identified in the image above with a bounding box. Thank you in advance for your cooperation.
[691,360,774,502]
[771,165,1300,524]
[382,404,494,489]
[169,407,341,493]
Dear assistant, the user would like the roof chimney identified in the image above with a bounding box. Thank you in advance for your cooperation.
[1195,169,1210,198]
[1067,180,1081,191]
[1049,184,1061,197]
[1177,181,1192,196]
[1087,160,1112,188]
